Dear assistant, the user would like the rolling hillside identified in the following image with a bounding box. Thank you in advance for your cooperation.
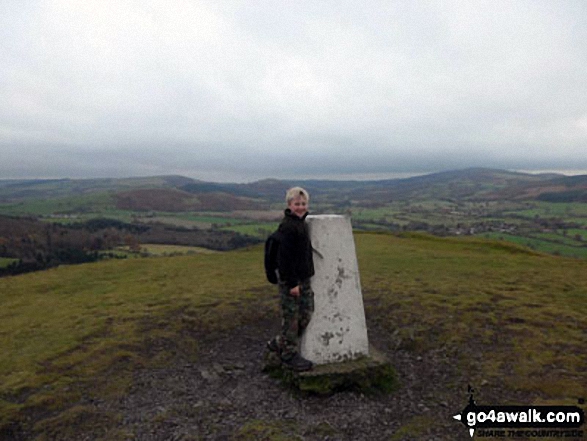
[2,167,586,267]
[1,232,585,439]
[492,174,587,202]
[1,168,585,210]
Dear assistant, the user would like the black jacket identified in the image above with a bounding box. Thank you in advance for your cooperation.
[277,209,315,288]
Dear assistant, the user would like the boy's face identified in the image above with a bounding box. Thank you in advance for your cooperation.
[288,195,308,218]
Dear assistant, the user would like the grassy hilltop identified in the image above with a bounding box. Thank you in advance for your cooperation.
[1,232,586,438]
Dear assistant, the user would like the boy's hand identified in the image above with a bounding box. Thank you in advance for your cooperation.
[289,286,300,297]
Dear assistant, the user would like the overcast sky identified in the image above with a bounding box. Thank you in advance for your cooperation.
[1,0,587,182]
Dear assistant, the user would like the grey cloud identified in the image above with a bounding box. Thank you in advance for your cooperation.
[1,0,587,180]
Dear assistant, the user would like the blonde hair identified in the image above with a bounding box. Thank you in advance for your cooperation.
[285,187,309,204]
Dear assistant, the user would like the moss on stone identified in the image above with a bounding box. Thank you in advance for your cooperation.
[263,346,399,395]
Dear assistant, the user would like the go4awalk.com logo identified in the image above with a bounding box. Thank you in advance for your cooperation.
[453,386,585,438]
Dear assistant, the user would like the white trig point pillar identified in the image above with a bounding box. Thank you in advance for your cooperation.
[300,215,369,365]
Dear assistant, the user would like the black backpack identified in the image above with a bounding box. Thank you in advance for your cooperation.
[264,230,283,284]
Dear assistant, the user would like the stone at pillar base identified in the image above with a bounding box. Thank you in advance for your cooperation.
[262,346,398,395]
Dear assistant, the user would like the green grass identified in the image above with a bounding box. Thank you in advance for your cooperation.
[357,232,587,398]
[37,211,139,225]
[37,215,92,224]
[353,222,389,231]
[565,218,587,227]
[102,244,217,259]
[479,232,587,258]
[532,231,584,247]
[178,214,246,224]
[0,247,273,433]
[0,193,116,217]
[137,244,218,256]
[221,222,275,238]
[502,201,587,219]
[138,213,249,229]
[0,257,19,268]
[1,232,586,436]
[567,228,587,237]
[352,207,399,221]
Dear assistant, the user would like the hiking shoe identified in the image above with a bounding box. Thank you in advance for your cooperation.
[266,338,280,353]
[282,353,313,372]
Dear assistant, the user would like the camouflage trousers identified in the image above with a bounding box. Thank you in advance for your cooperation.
[275,279,314,361]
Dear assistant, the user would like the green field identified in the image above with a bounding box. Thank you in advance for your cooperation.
[354,222,389,231]
[2,190,587,261]
[0,257,18,268]
[480,232,587,259]
[103,244,219,259]
[37,210,139,225]
[502,201,587,218]
[532,231,585,247]
[177,214,246,225]
[352,206,403,221]
[221,222,275,238]
[137,244,218,256]
[1,232,586,437]
[140,213,249,229]
[0,193,116,217]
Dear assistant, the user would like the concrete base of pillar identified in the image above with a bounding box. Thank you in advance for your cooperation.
[263,346,398,395]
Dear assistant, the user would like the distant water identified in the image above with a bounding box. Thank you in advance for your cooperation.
[203,169,587,184]
[33,168,583,184]
[9,169,586,184]
[513,169,587,176]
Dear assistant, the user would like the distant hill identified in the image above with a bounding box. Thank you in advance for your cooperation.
[489,173,587,202]
[335,168,524,202]
[0,176,190,202]
[295,168,570,203]
[114,188,268,212]
[1,168,585,209]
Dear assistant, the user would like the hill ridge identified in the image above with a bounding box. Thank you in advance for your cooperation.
[1,168,584,204]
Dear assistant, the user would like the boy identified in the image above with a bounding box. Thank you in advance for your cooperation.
[268,187,315,372]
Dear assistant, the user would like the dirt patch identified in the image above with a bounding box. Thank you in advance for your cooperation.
[27,318,538,441]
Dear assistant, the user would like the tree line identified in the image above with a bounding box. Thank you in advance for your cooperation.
[0,215,260,277]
